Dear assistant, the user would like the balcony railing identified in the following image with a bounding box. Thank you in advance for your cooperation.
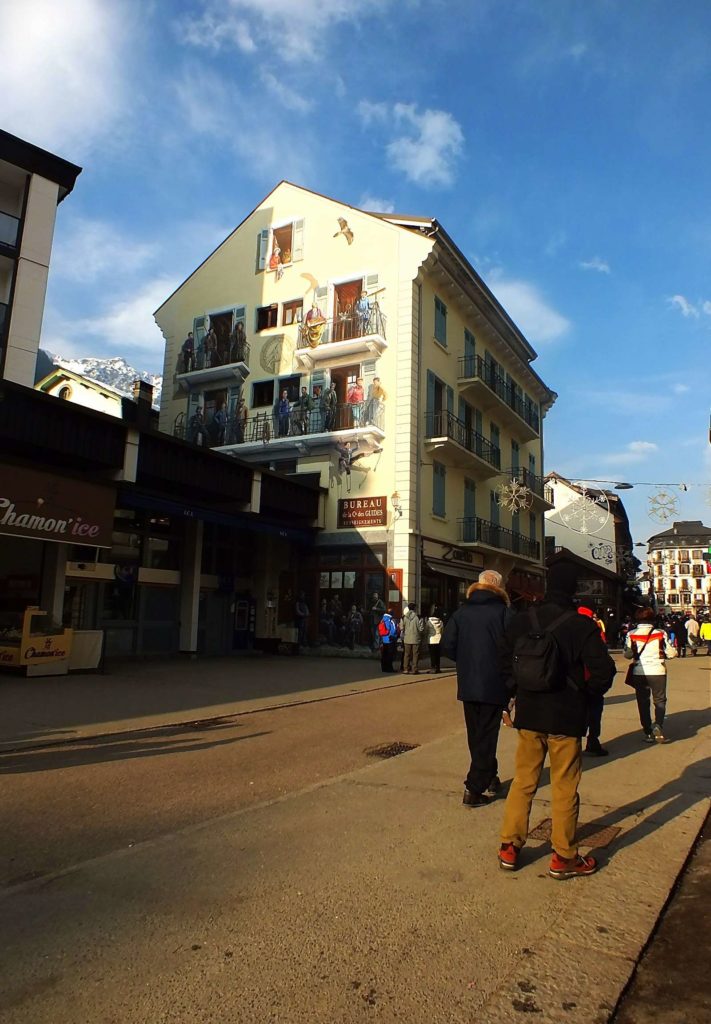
[424,409,501,470]
[176,400,384,449]
[0,210,20,251]
[458,516,541,560]
[508,467,551,501]
[296,306,386,350]
[180,338,250,374]
[457,354,540,434]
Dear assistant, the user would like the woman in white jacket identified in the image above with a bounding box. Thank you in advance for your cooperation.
[624,607,671,743]
[426,606,444,673]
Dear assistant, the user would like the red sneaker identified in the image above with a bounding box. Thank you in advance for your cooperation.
[548,853,598,880]
[498,843,520,871]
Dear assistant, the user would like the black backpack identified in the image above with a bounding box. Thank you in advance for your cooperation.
[512,608,576,693]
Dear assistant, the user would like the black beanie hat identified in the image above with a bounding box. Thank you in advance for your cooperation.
[546,563,578,597]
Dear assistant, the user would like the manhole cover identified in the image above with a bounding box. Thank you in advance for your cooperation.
[364,741,419,759]
[528,818,622,849]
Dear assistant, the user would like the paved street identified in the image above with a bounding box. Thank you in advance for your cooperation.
[0,654,708,1022]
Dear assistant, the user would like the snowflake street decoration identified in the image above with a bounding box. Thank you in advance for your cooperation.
[496,478,533,513]
[648,490,680,524]
[560,485,610,536]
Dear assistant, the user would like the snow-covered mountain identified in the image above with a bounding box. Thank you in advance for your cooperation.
[37,351,163,407]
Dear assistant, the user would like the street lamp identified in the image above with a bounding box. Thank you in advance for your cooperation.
[391,491,403,519]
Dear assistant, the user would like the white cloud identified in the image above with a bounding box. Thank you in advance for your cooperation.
[673,383,690,394]
[669,294,700,318]
[178,0,394,62]
[0,0,128,157]
[567,43,588,59]
[487,273,571,344]
[359,101,464,188]
[702,301,711,316]
[359,195,395,213]
[260,71,313,114]
[598,441,659,466]
[52,217,158,284]
[579,256,611,274]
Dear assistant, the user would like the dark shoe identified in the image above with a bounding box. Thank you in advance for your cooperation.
[499,843,520,871]
[463,788,491,807]
[652,724,667,744]
[642,731,656,744]
[484,776,501,798]
[585,741,609,757]
[549,853,598,879]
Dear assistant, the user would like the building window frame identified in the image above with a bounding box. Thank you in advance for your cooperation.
[434,296,447,347]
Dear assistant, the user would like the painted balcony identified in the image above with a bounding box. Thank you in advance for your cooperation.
[458,516,541,562]
[457,355,540,441]
[509,467,555,510]
[176,340,251,393]
[423,410,501,478]
[177,401,385,461]
[294,308,387,372]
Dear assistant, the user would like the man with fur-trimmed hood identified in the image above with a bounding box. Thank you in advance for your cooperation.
[441,569,513,806]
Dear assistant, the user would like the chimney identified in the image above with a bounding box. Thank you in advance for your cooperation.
[132,378,154,430]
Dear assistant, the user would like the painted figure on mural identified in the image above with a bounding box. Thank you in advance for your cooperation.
[355,290,371,333]
[365,376,387,428]
[293,387,314,435]
[305,303,326,347]
[274,388,291,438]
[229,320,247,363]
[322,380,338,430]
[347,376,365,426]
[181,331,195,373]
[188,406,208,447]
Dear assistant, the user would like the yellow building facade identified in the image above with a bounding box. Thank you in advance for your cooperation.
[156,182,555,631]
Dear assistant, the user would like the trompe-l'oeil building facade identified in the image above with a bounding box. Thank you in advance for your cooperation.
[155,183,556,622]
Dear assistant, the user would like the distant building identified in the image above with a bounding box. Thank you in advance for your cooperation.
[647,521,711,613]
[36,365,127,418]
[544,473,636,634]
[0,129,81,386]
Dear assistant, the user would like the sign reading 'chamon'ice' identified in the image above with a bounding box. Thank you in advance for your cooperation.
[337,496,387,529]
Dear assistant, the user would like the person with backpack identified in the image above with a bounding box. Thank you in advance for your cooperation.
[378,608,399,673]
[497,564,615,879]
[441,569,514,807]
[624,605,672,743]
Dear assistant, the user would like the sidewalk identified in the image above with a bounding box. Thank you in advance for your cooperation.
[0,655,708,1023]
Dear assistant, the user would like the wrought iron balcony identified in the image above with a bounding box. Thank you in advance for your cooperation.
[176,400,385,460]
[424,409,501,476]
[457,354,540,440]
[175,339,251,392]
[294,307,387,371]
[458,516,541,561]
[0,210,20,252]
[508,467,555,508]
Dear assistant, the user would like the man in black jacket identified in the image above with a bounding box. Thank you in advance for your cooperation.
[441,569,514,807]
[497,564,615,879]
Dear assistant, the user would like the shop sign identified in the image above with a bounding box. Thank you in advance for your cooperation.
[337,496,387,529]
[442,546,475,565]
[0,465,115,547]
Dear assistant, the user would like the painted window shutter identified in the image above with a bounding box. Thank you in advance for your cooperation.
[464,478,476,519]
[292,219,305,262]
[187,392,201,420]
[475,408,482,435]
[511,440,519,471]
[193,315,206,345]
[257,229,269,271]
[362,359,377,395]
[426,370,435,418]
[310,369,328,393]
[314,285,328,312]
[232,306,246,329]
[490,490,500,525]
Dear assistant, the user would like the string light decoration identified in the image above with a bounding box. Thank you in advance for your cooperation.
[648,490,680,524]
[559,483,610,536]
[495,478,533,513]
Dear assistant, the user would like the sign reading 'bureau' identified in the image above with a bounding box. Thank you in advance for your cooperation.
[337,496,387,529]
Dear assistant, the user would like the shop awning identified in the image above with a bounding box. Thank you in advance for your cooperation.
[425,559,480,583]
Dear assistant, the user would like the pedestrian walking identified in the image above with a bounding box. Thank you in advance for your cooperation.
[369,592,386,651]
[399,603,424,673]
[441,569,513,807]
[378,608,398,672]
[624,606,674,743]
[700,618,711,655]
[686,614,700,655]
[425,606,444,672]
[577,605,609,756]
[497,564,615,878]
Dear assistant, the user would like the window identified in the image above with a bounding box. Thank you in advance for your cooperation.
[434,296,447,346]
[692,549,703,560]
[257,219,305,272]
[682,593,691,604]
[529,512,537,541]
[679,564,690,575]
[282,299,303,326]
[58,385,72,400]
[668,579,677,590]
[252,379,275,407]
[278,374,301,402]
[511,440,520,472]
[696,578,703,590]
[463,328,475,372]
[256,304,278,331]
[433,461,446,517]
[668,593,680,604]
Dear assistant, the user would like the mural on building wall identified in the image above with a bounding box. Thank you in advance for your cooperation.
[333,217,354,245]
[260,334,294,375]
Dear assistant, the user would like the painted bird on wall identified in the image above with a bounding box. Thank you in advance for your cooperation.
[334,217,354,244]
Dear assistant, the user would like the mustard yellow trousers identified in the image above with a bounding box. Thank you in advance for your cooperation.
[501,730,582,860]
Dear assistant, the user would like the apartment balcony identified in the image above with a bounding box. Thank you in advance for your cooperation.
[509,467,555,510]
[458,516,541,562]
[0,210,20,255]
[293,308,387,372]
[175,342,251,393]
[180,401,385,462]
[423,410,501,477]
[457,355,540,441]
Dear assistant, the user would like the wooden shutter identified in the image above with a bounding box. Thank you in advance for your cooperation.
[292,219,305,262]
[362,358,377,394]
[257,229,269,271]
[464,478,476,519]
[511,440,519,472]
[446,385,454,415]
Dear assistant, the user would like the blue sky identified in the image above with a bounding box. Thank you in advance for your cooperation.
[2,0,710,545]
